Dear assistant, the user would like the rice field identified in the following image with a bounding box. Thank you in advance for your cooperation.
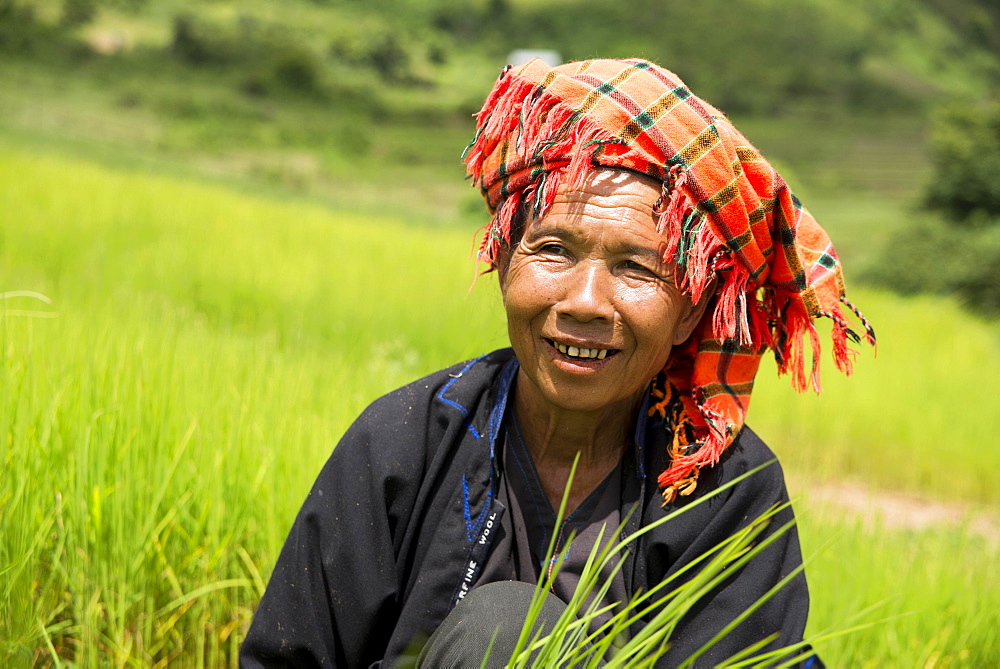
[1,144,998,666]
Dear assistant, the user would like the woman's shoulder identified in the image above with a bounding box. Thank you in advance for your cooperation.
[690,426,788,505]
[358,348,515,423]
[315,348,515,501]
[729,426,781,470]
[329,348,515,468]
[649,426,788,521]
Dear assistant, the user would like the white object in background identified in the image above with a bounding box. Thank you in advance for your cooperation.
[506,49,561,67]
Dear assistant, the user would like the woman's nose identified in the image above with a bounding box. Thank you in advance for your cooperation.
[556,261,614,322]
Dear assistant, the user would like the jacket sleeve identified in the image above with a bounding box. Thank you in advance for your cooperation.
[647,429,815,668]
[240,396,426,668]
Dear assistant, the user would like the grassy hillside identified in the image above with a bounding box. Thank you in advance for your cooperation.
[1,0,996,218]
[19,0,1000,111]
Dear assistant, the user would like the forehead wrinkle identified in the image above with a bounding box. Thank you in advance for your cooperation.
[549,192,657,221]
[537,197,658,242]
[549,167,660,216]
[525,212,637,245]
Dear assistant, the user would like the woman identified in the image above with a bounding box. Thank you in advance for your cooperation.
[241,58,873,667]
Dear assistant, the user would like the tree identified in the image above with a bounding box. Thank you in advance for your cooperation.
[868,100,1000,315]
[924,101,1000,223]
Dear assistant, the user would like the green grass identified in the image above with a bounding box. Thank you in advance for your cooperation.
[799,499,1000,667]
[1,145,998,666]
[0,145,505,666]
[752,287,1000,505]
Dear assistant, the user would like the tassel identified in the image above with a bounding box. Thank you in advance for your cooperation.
[468,70,623,269]
[686,222,721,307]
[656,427,728,489]
[465,72,546,189]
[671,213,703,294]
[478,192,522,264]
[660,209,686,265]
[461,66,511,163]
[826,307,851,375]
[776,300,810,392]
[773,297,828,393]
[521,94,560,154]
[747,294,774,352]
[713,271,751,342]
[655,165,691,237]
[841,296,877,347]
[807,319,822,393]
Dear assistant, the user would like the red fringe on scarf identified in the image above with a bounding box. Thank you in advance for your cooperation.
[465,73,626,267]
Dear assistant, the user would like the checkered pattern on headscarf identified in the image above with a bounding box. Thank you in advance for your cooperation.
[464,58,875,504]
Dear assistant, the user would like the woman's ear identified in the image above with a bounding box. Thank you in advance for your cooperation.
[672,278,717,345]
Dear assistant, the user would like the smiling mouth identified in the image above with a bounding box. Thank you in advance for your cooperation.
[545,338,616,361]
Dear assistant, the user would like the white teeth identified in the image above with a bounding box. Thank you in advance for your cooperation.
[598,349,607,359]
[568,346,579,357]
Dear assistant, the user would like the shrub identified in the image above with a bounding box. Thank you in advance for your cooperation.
[867,100,1000,315]
[171,13,330,99]
[328,22,427,85]
[61,0,96,27]
[923,101,1000,223]
[0,1,68,54]
[171,13,247,65]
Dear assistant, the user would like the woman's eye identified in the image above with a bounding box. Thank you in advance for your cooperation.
[623,260,651,273]
[540,243,565,255]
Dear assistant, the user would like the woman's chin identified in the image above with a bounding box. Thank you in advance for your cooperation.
[526,372,646,417]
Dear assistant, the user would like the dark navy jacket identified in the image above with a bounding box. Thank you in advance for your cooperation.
[240,349,813,667]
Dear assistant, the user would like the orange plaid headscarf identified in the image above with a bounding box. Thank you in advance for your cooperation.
[464,58,875,504]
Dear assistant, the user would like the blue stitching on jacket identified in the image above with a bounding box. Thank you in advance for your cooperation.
[436,355,486,439]
[462,475,493,542]
[487,358,519,463]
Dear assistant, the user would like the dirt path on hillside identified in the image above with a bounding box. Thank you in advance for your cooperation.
[794,479,1000,546]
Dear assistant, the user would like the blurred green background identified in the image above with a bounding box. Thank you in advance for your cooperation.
[2,0,999,666]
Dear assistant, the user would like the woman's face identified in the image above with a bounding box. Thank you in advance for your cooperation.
[500,169,708,417]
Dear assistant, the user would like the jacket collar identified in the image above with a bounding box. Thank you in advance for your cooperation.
[470,350,656,481]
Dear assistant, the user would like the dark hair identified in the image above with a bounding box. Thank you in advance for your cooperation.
[493,198,530,276]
